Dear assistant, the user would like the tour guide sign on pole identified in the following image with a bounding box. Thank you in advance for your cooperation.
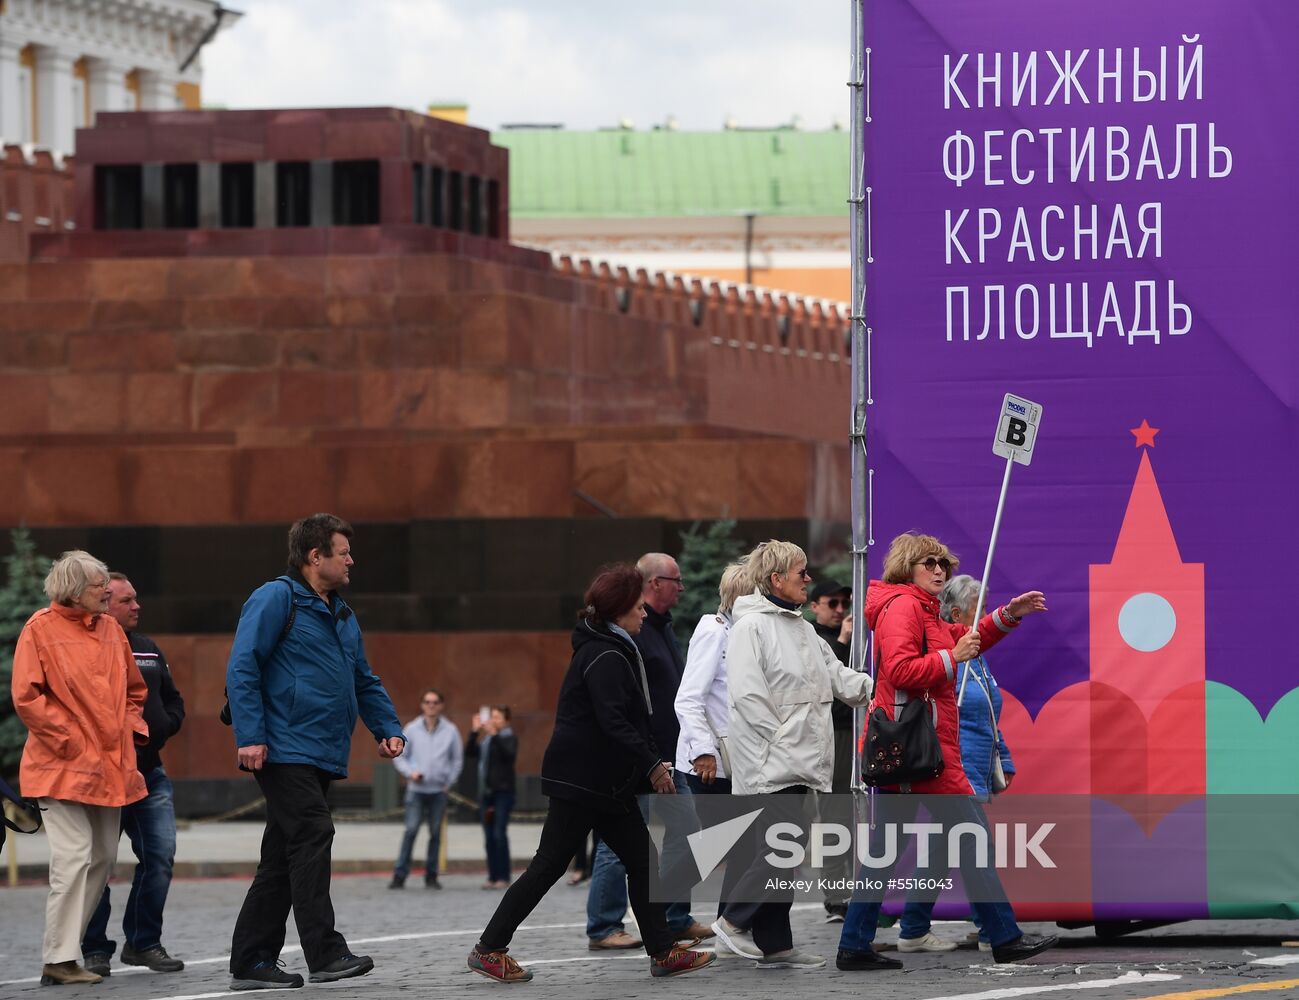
[959,394,1043,706]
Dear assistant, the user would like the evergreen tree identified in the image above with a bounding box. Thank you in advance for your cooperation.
[674,518,745,648]
[0,529,52,781]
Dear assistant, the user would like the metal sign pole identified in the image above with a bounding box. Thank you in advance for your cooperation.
[959,455,1013,706]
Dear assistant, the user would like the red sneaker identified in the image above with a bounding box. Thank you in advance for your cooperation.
[650,944,715,978]
[467,946,534,983]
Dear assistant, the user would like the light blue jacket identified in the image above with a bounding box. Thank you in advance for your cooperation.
[957,655,1015,799]
[226,574,402,777]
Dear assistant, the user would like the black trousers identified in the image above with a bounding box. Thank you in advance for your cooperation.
[720,785,810,955]
[229,764,349,974]
[480,795,674,958]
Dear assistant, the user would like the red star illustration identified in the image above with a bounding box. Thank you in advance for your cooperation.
[1130,419,1160,448]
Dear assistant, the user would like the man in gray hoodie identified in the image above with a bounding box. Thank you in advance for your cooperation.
[389,689,463,889]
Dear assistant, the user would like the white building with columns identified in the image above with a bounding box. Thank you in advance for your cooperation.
[0,0,238,155]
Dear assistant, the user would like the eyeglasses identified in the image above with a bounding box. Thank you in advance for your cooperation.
[915,557,952,574]
[823,598,849,610]
[423,698,442,706]
[654,576,685,588]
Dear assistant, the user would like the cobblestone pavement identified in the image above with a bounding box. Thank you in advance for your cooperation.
[2,870,1298,1000]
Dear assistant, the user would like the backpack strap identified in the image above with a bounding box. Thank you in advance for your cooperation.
[220,577,299,726]
[272,576,297,648]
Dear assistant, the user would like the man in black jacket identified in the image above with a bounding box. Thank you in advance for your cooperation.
[585,554,712,949]
[82,573,186,977]
[809,579,854,922]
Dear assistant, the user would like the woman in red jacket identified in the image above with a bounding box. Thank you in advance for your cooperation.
[836,532,1056,971]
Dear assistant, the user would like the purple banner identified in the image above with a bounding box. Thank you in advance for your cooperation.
[863,0,1299,917]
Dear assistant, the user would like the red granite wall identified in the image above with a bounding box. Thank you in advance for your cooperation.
[0,250,851,527]
[158,630,570,783]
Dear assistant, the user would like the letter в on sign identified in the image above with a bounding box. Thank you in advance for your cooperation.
[992,392,1043,466]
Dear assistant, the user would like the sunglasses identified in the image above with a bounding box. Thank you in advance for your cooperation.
[822,598,849,610]
[915,557,952,574]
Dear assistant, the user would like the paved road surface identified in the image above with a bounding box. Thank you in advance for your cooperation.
[2,868,1297,1000]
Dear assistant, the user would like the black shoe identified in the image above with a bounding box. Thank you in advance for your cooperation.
[991,933,1058,964]
[309,954,374,983]
[122,944,184,973]
[424,876,442,890]
[824,902,847,923]
[82,953,111,977]
[836,948,903,971]
[230,960,304,990]
[388,875,405,889]
[82,950,111,976]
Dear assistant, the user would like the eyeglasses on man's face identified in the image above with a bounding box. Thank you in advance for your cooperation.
[915,557,952,574]
[821,597,849,610]
[654,576,685,589]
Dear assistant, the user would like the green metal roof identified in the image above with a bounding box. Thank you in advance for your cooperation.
[491,129,849,219]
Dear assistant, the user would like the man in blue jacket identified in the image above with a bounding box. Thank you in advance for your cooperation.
[225,513,405,991]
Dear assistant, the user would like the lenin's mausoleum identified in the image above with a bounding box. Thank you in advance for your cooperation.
[0,108,850,810]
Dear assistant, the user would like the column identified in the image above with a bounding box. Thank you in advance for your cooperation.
[86,58,129,124]
[0,37,26,143]
[35,47,76,153]
[310,159,333,226]
[254,161,276,228]
[198,161,220,228]
[136,68,177,110]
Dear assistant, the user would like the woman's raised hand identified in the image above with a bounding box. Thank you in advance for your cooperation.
[1006,592,1048,618]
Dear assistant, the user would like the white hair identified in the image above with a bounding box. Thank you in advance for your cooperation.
[939,574,982,623]
[44,550,109,605]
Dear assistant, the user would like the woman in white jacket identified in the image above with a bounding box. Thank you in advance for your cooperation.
[674,561,752,792]
[710,540,874,970]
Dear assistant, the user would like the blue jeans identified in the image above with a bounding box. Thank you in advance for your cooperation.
[586,772,696,939]
[482,791,514,883]
[83,767,176,956]
[839,794,1021,952]
[899,902,986,942]
[393,791,447,881]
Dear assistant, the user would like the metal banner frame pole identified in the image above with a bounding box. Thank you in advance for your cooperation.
[848,0,870,797]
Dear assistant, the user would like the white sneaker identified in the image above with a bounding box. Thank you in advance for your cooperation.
[758,949,826,969]
[962,930,993,952]
[897,932,958,953]
[710,919,761,960]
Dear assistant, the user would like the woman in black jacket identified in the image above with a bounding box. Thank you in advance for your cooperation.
[467,564,714,983]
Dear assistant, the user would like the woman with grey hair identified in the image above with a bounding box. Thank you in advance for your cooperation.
[11,550,149,986]
[894,574,1018,953]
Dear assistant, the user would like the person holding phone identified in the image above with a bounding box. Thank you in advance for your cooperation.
[466,564,714,983]
[466,705,517,889]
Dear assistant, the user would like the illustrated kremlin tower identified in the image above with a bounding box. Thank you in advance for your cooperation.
[1088,422,1205,796]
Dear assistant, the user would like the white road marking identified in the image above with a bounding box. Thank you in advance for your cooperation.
[1252,954,1299,966]
[918,970,1181,1000]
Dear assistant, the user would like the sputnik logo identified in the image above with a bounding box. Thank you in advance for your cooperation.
[687,809,763,881]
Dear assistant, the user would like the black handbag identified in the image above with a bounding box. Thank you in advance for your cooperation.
[861,596,945,786]
[861,697,945,786]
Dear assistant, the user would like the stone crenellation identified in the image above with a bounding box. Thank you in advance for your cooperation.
[0,144,76,261]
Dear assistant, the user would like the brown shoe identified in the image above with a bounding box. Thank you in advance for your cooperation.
[588,931,642,951]
[651,944,716,978]
[41,961,104,985]
[674,921,716,942]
